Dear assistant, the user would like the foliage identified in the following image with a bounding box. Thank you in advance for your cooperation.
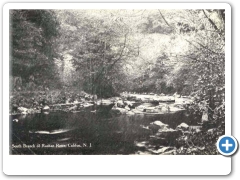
[55,10,139,97]
[176,122,225,155]
[10,9,226,154]
[10,10,61,89]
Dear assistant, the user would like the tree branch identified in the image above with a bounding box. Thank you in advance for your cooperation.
[107,33,128,70]
[94,33,128,84]
[202,10,222,36]
[169,54,215,65]
[158,10,173,28]
[193,40,220,55]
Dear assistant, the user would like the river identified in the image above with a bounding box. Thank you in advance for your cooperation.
[10,100,201,155]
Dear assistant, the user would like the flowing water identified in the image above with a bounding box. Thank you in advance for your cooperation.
[10,102,200,155]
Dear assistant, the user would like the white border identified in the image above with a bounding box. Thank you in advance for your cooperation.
[2,3,231,175]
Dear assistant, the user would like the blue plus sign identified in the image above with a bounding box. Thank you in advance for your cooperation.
[219,137,235,154]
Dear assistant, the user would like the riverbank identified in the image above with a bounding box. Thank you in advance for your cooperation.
[10,90,223,155]
[9,90,193,115]
[9,89,100,114]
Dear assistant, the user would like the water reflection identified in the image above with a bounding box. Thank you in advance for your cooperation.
[10,108,200,155]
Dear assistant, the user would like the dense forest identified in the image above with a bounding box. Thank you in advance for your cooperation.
[9,9,225,155]
[10,9,225,95]
[10,8,225,118]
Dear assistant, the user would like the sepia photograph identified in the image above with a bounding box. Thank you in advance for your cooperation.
[9,8,225,155]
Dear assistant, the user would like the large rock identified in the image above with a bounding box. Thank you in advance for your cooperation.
[124,101,133,106]
[207,128,217,134]
[161,149,177,155]
[17,107,28,114]
[27,108,41,114]
[126,111,135,115]
[136,105,147,110]
[152,126,183,146]
[13,119,19,122]
[176,123,189,131]
[41,105,50,114]
[148,146,174,155]
[43,105,50,111]
[149,121,169,133]
[124,105,130,111]
[68,105,77,111]
[110,107,128,115]
[134,141,150,151]
[157,127,182,139]
[116,100,125,108]
[150,121,168,128]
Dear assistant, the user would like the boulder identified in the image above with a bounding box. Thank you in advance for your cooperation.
[140,125,150,130]
[41,105,50,114]
[176,123,189,131]
[43,105,50,111]
[149,121,169,131]
[155,127,183,145]
[110,107,128,115]
[17,107,28,114]
[27,108,40,114]
[68,105,77,111]
[157,127,181,137]
[124,105,130,111]
[195,128,202,133]
[124,101,133,106]
[126,111,135,115]
[136,105,146,111]
[134,141,149,148]
[161,149,177,155]
[116,100,124,108]
[207,128,217,134]
[13,119,19,122]
[82,103,94,108]
[148,146,175,154]
[73,100,79,104]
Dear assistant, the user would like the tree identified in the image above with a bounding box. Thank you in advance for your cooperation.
[55,10,139,97]
[10,10,60,89]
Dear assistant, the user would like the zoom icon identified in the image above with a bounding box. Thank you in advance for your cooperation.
[217,135,238,156]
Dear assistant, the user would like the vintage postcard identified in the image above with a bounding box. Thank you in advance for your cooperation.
[3,2,232,175]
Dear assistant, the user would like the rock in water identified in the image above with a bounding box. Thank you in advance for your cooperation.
[148,146,174,154]
[13,119,18,122]
[68,105,77,111]
[116,100,124,108]
[176,123,189,131]
[151,126,183,146]
[42,106,50,114]
[207,128,216,134]
[17,107,28,114]
[110,107,128,115]
[43,106,50,111]
[124,105,130,111]
[73,100,79,104]
[126,111,135,115]
[161,149,177,155]
[150,121,168,129]
[158,127,180,136]
[149,121,169,133]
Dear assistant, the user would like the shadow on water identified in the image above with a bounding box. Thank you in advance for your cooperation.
[10,107,200,155]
